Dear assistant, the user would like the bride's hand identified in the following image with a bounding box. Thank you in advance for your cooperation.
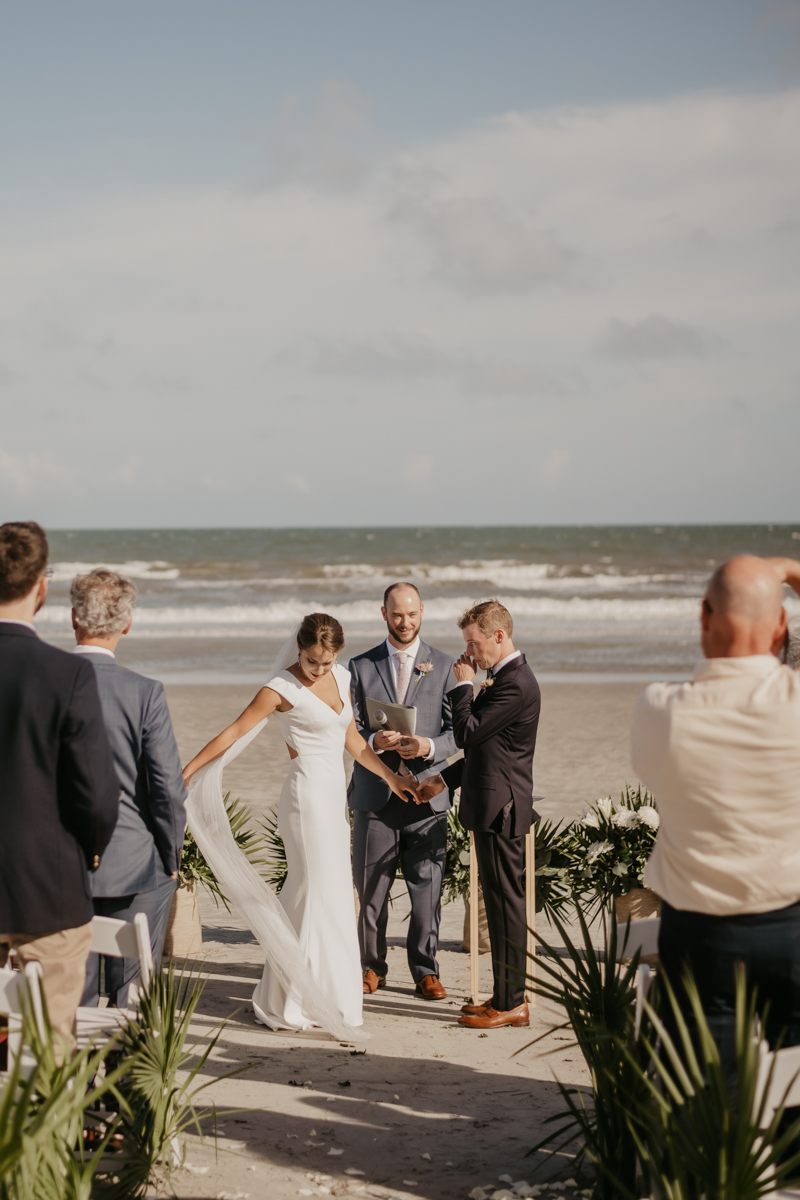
[389,773,419,804]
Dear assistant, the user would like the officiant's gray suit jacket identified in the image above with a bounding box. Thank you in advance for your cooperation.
[83,655,187,899]
[348,639,457,814]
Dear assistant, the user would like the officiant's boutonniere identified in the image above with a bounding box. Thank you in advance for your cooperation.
[416,660,433,677]
[480,677,495,691]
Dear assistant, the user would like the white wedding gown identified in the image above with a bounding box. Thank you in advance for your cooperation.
[252,664,362,1030]
[185,644,366,1043]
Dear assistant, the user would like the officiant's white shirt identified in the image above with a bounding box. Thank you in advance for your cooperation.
[633,655,800,916]
[369,636,435,759]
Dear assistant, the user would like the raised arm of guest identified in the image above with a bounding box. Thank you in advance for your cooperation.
[766,557,800,597]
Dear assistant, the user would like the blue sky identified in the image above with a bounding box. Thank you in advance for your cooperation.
[1,1,799,526]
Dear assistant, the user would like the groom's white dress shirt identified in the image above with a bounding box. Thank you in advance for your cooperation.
[369,636,435,759]
[633,654,800,917]
[73,645,115,659]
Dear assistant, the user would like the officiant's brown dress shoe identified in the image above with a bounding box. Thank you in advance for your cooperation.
[362,970,386,994]
[415,975,447,1000]
[458,1001,529,1029]
[461,997,493,1016]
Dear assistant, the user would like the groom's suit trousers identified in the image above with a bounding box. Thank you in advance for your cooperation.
[472,801,527,1011]
[353,795,447,984]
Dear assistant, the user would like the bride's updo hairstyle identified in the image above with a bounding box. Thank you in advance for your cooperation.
[297,613,345,656]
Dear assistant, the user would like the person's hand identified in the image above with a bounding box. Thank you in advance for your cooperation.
[766,557,800,597]
[373,729,403,752]
[389,773,420,804]
[417,775,446,804]
[453,653,477,684]
[397,736,432,760]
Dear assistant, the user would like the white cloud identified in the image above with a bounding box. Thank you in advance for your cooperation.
[596,315,718,360]
[396,196,579,293]
[1,86,799,523]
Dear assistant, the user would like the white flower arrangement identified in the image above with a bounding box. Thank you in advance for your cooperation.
[586,840,614,864]
[637,805,660,830]
[569,785,660,907]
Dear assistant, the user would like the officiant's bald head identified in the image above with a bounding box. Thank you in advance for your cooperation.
[701,555,786,659]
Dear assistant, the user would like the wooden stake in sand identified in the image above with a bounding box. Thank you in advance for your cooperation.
[525,825,536,1006]
[469,830,480,1003]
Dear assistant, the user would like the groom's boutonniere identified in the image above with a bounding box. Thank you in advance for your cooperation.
[416,660,433,677]
[480,677,495,691]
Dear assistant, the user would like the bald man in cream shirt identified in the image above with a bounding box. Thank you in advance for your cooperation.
[632,554,800,1077]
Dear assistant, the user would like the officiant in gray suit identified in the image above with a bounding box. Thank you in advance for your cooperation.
[348,582,456,1000]
[70,569,187,1008]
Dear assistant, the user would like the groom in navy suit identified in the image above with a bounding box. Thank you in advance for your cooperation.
[348,583,456,999]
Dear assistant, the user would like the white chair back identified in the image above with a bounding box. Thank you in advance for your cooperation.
[89,913,153,992]
[616,917,661,960]
[0,963,45,1079]
[616,916,661,1037]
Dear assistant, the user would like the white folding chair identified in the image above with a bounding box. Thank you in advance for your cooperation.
[75,913,153,1044]
[616,916,661,1036]
[752,1041,800,1198]
[0,962,46,1085]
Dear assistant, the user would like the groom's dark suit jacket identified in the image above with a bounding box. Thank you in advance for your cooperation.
[0,623,120,934]
[441,653,541,837]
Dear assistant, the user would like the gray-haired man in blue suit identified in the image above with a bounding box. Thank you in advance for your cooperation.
[71,569,187,1008]
[348,582,456,1000]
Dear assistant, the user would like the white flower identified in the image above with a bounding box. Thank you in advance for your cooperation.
[612,862,629,876]
[612,809,640,829]
[585,841,614,864]
[596,797,614,821]
[581,811,600,829]
[637,805,660,830]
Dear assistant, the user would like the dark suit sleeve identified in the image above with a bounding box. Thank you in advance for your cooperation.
[441,758,464,791]
[448,678,527,750]
[349,659,368,738]
[58,658,120,867]
[142,682,187,876]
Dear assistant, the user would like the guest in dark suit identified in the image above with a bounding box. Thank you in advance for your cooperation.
[419,599,540,1029]
[0,522,119,1054]
[70,569,187,1008]
[348,582,456,999]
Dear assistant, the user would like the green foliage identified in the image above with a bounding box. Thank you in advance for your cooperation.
[179,793,275,908]
[0,998,127,1200]
[523,904,654,1197]
[442,807,470,903]
[258,808,288,894]
[97,960,246,1198]
[533,817,577,918]
[620,969,800,1200]
[567,785,660,916]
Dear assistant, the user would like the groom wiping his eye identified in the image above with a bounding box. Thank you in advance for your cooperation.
[348,583,457,1001]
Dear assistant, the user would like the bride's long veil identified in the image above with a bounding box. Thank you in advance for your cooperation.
[185,626,367,1043]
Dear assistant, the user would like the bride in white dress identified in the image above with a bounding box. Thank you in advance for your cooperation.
[182,613,416,1040]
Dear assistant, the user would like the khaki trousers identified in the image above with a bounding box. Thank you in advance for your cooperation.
[0,923,94,1058]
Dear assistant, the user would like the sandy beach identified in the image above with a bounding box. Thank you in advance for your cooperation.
[145,678,643,1199]
[165,679,645,824]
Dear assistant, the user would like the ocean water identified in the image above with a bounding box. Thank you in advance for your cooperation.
[37,525,800,682]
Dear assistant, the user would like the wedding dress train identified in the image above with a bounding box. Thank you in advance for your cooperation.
[185,644,365,1042]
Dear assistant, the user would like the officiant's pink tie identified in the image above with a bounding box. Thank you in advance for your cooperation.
[395,652,412,703]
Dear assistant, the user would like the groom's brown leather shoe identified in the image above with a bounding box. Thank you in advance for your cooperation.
[362,970,386,994]
[461,997,493,1016]
[415,975,447,1000]
[458,1002,529,1029]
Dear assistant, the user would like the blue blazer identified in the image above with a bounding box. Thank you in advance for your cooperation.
[347,638,457,814]
[82,654,187,898]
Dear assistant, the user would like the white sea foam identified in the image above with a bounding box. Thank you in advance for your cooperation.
[50,560,180,581]
[35,593,707,636]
